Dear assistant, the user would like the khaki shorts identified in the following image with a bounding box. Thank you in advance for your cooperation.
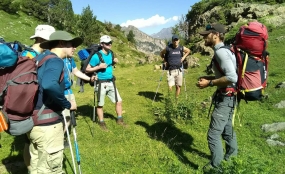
[28,122,64,173]
[62,94,76,117]
[167,69,183,87]
[95,82,122,106]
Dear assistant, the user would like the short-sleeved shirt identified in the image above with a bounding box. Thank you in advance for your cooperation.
[89,50,113,80]
[63,58,76,95]
[21,49,39,59]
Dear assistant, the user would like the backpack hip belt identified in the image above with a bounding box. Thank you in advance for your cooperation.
[32,108,61,126]
[217,87,237,97]
[97,78,113,83]
[97,77,118,103]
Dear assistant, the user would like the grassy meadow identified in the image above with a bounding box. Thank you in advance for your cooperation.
[1,10,285,174]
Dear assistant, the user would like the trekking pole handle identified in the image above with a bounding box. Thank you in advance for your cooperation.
[71,111,77,127]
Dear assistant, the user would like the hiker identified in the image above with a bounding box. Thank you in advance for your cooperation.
[86,35,126,131]
[62,56,95,144]
[160,34,190,98]
[21,24,55,173]
[196,23,238,170]
[22,24,56,58]
[27,30,81,173]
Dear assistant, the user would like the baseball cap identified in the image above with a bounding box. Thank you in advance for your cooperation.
[100,35,112,43]
[40,31,83,49]
[30,25,55,40]
[199,23,226,35]
[172,34,179,40]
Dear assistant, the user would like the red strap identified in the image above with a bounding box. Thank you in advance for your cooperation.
[37,55,64,82]
[212,57,224,75]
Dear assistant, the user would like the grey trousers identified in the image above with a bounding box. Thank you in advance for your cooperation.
[207,94,238,167]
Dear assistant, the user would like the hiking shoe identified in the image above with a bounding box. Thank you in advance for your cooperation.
[202,162,223,173]
[117,118,127,127]
[99,122,108,131]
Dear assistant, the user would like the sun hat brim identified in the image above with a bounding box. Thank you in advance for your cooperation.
[40,37,83,49]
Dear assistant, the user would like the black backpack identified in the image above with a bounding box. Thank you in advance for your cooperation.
[164,44,188,70]
[77,44,115,92]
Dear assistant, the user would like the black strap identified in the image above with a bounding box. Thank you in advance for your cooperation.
[96,77,118,103]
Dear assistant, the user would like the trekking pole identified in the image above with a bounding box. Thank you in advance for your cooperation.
[63,114,77,174]
[152,63,165,105]
[91,74,97,137]
[71,111,82,174]
[182,64,187,99]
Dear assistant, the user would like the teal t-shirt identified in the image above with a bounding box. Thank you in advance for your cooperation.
[63,58,76,95]
[89,50,113,80]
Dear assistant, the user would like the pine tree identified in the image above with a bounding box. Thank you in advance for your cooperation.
[76,5,100,46]
[127,30,136,44]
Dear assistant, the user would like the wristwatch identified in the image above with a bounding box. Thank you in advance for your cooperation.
[209,80,214,87]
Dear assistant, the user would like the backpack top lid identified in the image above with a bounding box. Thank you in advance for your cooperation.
[234,21,268,57]
[244,21,268,40]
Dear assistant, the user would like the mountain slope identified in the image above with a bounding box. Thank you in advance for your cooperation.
[121,25,166,55]
[151,27,172,40]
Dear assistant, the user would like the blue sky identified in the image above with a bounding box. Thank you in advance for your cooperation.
[70,0,201,35]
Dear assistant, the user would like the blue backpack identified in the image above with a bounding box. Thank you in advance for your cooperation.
[0,39,35,68]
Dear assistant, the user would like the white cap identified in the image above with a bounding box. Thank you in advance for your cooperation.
[30,25,56,40]
[100,35,112,43]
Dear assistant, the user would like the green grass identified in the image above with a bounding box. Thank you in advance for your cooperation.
[1,10,285,174]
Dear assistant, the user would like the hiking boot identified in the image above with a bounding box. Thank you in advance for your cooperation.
[99,122,108,131]
[202,162,223,173]
[117,118,127,127]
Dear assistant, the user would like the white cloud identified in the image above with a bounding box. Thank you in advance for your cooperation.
[121,14,179,29]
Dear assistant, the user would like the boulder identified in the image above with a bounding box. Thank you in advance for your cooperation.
[261,122,285,132]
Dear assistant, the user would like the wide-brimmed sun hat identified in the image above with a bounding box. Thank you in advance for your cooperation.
[30,25,55,40]
[40,31,83,49]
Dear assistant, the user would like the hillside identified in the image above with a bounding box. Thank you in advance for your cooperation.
[121,25,166,55]
[1,1,285,173]
[0,11,159,66]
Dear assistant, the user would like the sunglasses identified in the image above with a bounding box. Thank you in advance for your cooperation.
[172,38,179,41]
[103,41,112,46]
[205,24,214,31]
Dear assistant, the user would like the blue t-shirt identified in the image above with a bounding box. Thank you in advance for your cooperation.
[63,58,76,95]
[35,50,71,111]
[89,50,113,80]
[21,49,39,59]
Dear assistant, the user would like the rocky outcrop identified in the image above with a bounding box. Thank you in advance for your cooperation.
[121,25,166,55]
[189,3,285,38]
[187,3,285,54]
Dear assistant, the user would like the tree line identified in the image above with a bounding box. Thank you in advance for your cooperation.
[0,0,136,47]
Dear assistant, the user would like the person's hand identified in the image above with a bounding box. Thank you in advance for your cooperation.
[90,75,96,82]
[196,78,210,89]
[69,100,77,111]
[98,63,107,69]
[113,58,119,63]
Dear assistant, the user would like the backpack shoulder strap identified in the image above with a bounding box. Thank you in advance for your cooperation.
[109,50,115,65]
[180,45,184,57]
[165,45,171,61]
[37,54,57,67]
[96,51,105,63]
[212,45,236,75]
[37,54,64,82]
[212,46,232,75]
